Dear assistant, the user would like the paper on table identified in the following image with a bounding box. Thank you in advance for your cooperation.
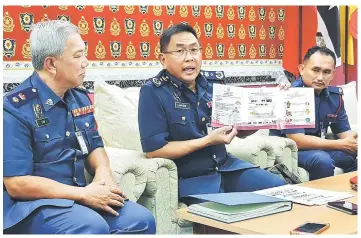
[253,184,354,206]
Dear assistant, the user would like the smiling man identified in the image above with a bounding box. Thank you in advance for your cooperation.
[3,20,155,234]
[270,46,357,180]
[138,23,287,205]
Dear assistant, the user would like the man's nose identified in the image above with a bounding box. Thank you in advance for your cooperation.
[81,59,89,68]
[184,50,194,61]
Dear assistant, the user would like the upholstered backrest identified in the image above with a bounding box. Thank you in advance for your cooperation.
[339,81,358,128]
[93,81,142,151]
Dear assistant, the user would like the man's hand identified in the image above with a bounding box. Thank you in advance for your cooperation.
[278,81,291,90]
[339,134,358,154]
[78,180,126,216]
[206,126,237,146]
[92,166,128,200]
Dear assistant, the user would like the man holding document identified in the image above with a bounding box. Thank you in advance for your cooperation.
[270,46,357,180]
[138,23,289,205]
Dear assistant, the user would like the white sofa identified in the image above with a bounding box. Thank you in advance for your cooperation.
[92,80,308,234]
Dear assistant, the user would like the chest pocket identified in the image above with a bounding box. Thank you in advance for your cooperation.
[34,126,63,162]
[168,110,197,141]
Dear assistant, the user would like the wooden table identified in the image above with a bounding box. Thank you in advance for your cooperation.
[177,172,358,234]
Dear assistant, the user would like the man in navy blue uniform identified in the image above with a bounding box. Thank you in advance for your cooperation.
[138,23,287,205]
[3,20,155,234]
[270,46,357,180]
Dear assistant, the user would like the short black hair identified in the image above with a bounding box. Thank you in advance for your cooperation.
[303,46,336,67]
[160,23,199,53]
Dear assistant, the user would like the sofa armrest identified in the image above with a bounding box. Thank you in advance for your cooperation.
[84,147,148,202]
[226,136,276,168]
[263,136,298,173]
[263,136,310,182]
[136,157,179,234]
[109,157,147,202]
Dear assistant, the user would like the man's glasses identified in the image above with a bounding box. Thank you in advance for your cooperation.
[162,48,202,58]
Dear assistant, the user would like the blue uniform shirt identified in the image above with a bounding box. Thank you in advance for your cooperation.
[138,69,257,198]
[3,72,104,230]
[270,77,350,137]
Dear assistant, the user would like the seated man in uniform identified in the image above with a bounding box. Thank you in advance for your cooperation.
[138,23,288,206]
[270,46,357,180]
[3,20,155,234]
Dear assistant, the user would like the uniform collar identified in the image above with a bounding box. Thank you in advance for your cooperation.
[165,71,184,89]
[30,72,62,111]
[64,89,76,104]
[165,70,207,90]
[294,77,330,97]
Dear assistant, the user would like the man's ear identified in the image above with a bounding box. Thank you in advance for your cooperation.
[159,53,167,69]
[43,57,57,74]
[298,64,305,76]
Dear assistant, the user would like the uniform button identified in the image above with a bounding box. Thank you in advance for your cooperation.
[215,166,219,171]
[197,102,200,106]
[202,117,206,122]
[213,155,216,159]
[73,177,77,183]
[66,131,70,137]
[182,116,186,121]
[85,122,89,128]
[74,157,77,162]
[32,88,37,92]
[45,134,50,139]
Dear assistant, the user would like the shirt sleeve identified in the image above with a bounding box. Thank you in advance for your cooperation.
[138,84,169,152]
[331,96,351,134]
[89,118,105,153]
[3,110,34,177]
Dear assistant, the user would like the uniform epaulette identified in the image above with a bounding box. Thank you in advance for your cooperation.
[6,87,37,108]
[149,75,168,87]
[200,70,225,81]
[328,86,343,95]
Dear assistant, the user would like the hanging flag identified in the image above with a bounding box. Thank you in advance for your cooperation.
[282,6,318,77]
[316,6,341,67]
[340,6,357,65]
[349,8,357,39]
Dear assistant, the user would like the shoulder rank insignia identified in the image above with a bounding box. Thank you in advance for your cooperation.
[6,87,37,108]
[150,76,168,87]
[200,70,225,81]
[328,86,343,95]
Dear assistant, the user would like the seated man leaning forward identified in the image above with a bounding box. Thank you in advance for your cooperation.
[270,46,357,180]
[3,20,155,234]
[138,23,287,206]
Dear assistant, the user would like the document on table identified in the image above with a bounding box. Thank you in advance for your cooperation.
[253,184,354,206]
[211,84,316,130]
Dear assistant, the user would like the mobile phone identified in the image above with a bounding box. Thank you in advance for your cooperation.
[290,222,330,235]
[327,201,357,215]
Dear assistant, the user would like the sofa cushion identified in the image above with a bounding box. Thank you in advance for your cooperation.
[339,81,357,129]
[94,81,142,151]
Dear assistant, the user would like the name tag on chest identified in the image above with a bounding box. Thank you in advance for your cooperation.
[175,102,190,110]
[35,117,50,127]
